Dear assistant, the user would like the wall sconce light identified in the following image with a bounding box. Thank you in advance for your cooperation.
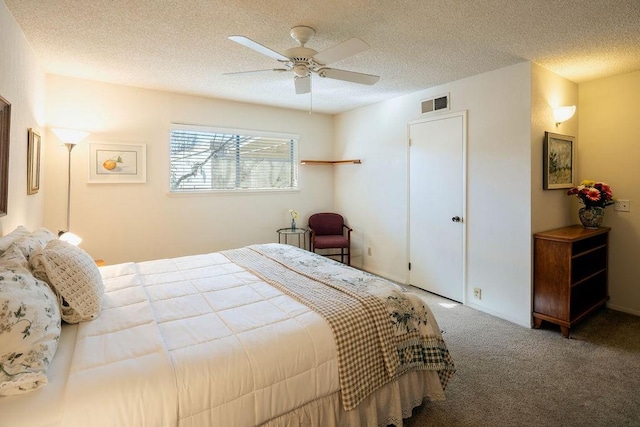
[51,128,89,243]
[553,105,576,126]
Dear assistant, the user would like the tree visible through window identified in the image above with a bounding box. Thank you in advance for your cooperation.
[170,126,298,192]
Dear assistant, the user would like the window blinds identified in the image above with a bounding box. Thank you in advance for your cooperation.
[170,128,298,192]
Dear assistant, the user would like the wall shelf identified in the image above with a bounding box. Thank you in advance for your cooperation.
[300,160,361,165]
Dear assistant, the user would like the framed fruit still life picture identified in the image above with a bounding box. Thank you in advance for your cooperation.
[88,142,146,184]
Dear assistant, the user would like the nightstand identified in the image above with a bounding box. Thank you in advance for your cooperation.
[277,227,308,250]
[533,225,610,337]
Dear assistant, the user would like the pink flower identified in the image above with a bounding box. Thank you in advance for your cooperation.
[597,183,612,199]
[567,180,614,208]
[585,188,602,202]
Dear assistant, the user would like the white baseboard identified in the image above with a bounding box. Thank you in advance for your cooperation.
[607,302,640,316]
[357,265,406,285]
[465,302,532,328]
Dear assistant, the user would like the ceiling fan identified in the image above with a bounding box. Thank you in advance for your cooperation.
[226,26,380,94]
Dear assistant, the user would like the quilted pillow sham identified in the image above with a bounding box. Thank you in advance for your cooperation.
[30,240,104,324]
[0,266,61,396]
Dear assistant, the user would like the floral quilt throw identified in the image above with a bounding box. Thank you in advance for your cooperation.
[223,243,455,411]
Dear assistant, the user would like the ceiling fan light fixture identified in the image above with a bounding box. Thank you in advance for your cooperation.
[293,63,309,77]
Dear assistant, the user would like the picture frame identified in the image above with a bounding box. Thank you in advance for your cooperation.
[27,128,41,195]
[543,131,575,190]
[0,96,10,216]
[88,142,146,184]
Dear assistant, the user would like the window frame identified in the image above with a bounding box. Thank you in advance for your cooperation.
[169,124,300,195]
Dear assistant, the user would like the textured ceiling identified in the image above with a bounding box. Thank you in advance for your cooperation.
[5,0,640,114]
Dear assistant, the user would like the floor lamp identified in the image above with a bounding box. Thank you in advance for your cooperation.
[51,128,89,245]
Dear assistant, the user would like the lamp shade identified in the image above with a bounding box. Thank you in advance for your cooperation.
[553,106,576,125]
[51,128,90,145]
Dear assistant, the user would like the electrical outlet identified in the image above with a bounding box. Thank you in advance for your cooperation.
[615,199,630,212]
[473,288,482,299]
[367,247,372,256]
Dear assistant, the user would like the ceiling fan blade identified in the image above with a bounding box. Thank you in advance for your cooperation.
[317,68,380,85]
[295,76,311,94]
[313,38,370,65]
[224,68,288,76]
[228,35,289,61]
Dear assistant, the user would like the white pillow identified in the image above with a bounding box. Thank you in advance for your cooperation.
[0,266,61,396]
[30,240,104,324]
[0,225,30,254]
[13,228,57,261]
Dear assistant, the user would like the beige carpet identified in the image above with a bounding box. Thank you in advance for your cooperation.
[402,289,640,427]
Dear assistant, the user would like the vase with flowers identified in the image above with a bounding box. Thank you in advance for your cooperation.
[289,209,299,230]
[567,180,614,229]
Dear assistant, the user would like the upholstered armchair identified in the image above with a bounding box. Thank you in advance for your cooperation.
[308,213,352,265]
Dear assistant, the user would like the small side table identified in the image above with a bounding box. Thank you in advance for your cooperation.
[533,225,610,337]
[277,227,308,250]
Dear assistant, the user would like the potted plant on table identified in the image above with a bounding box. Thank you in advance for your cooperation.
[567,180,614,228]
[289,209,299,230]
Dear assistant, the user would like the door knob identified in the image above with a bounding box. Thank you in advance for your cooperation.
[452,216,462,223]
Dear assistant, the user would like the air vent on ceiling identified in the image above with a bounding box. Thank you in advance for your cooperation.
[421,93,450,114]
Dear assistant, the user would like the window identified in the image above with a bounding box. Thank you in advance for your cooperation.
[170,125,299,192]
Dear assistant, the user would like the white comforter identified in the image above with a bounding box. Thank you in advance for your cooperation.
[1,244,451,427]
[63,250,340,426]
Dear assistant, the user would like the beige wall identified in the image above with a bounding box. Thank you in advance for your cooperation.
[579,71,640,315]
[333,63,640,324]
[44,75,335,264]
[0,1,46,233]
[335,62,536,327]
[530,63,578,234]
[38,68,640,318]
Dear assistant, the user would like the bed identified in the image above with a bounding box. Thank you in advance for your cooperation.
[0,228,454,427]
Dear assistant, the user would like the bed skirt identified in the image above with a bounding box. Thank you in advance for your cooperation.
[262,370,443,427]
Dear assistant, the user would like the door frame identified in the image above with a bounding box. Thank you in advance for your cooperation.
[406,110,468,303]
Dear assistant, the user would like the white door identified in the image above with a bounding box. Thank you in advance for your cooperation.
[408,112,466,302]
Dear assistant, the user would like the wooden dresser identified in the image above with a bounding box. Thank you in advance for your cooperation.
[533,225,610,337]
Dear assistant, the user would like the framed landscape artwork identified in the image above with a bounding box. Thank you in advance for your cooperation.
[543,132,575,190]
